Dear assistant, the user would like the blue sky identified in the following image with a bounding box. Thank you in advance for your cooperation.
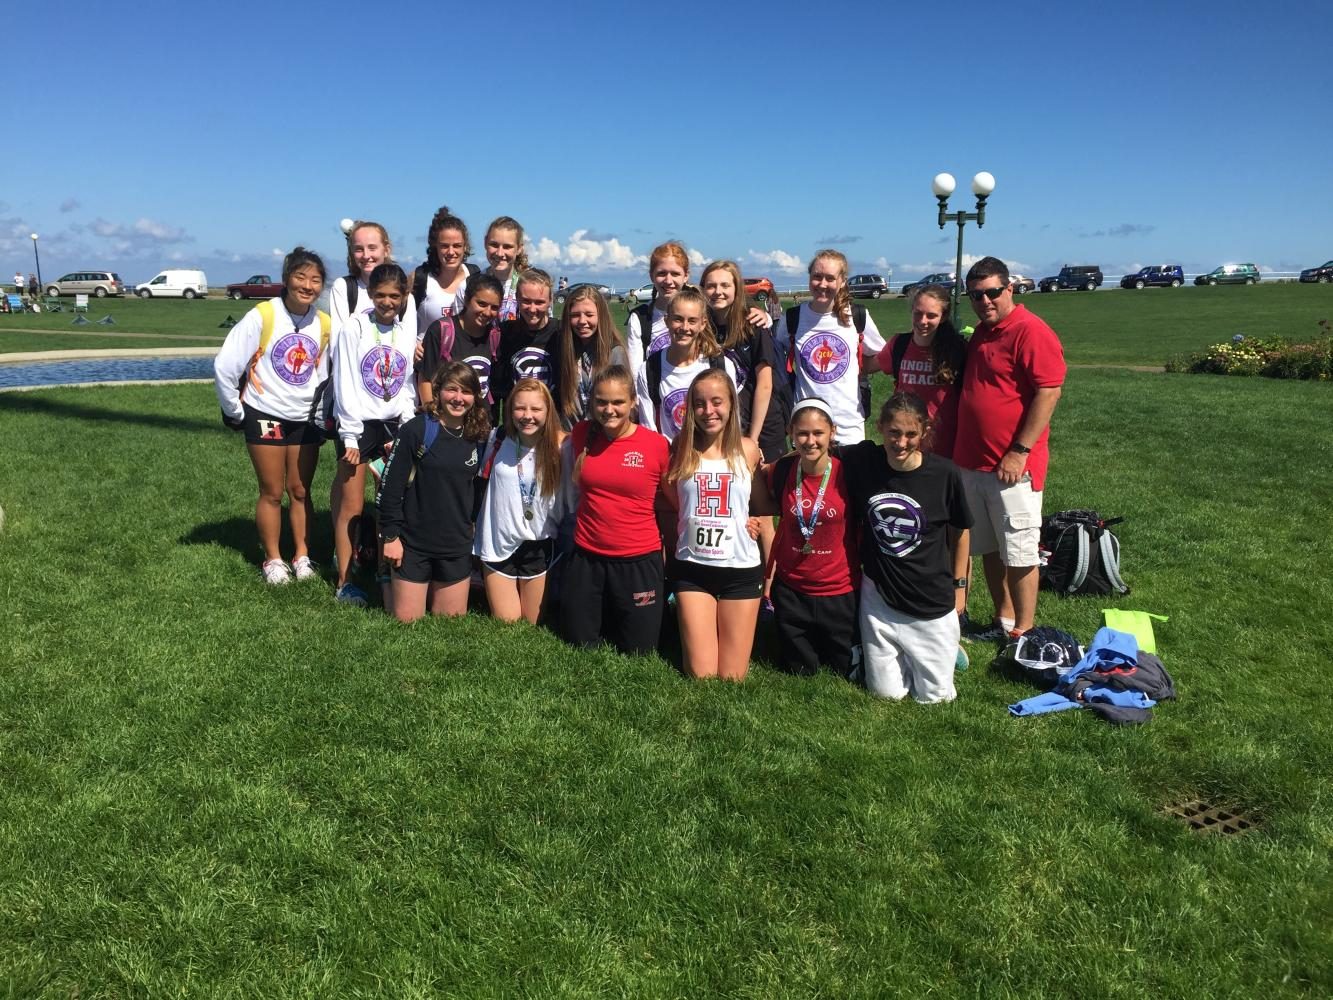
[6,0,1331,290]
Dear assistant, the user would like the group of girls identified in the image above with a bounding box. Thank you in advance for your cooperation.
[215,220,976,702]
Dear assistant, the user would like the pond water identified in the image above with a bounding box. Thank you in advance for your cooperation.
[0,357,215,390]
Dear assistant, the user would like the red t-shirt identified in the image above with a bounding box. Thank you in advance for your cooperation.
[571,421,670,557]
[877,336,961,460]
[953,305,1066,492]
[767,455,858,596]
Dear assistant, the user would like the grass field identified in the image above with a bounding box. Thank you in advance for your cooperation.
[2,285,1330,368]
[1,361,1330,993]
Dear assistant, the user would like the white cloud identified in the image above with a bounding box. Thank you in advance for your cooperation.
[745,249,804,274]
[526,230,648,272]
[88,216,192,248]
[687,248,708,268]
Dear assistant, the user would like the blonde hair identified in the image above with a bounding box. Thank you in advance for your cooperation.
[667,369,745,483]
[346,221,393,277]
[667,285,722,362]
[516,267,553,295]
[809,249,852,327]
[700,259,752,351]
[505,379,563,498]
[485,216,530,273]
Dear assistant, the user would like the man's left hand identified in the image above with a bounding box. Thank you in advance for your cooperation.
[996,450,1028,485]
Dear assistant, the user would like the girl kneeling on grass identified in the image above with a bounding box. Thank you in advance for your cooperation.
[753,398,860,678]
[664,369,764,681]
[213,247,331,585]
[560,365,670,655]
[839,393,972,703]
[377,362,491,622]
[474,379,565,624]
[330,262,418,607]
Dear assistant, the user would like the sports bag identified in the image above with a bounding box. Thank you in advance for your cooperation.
[1039,509,1129,597]
[996,625,1084,690]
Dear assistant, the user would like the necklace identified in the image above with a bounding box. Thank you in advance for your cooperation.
[793,459,832,555]
[514,442,537,521]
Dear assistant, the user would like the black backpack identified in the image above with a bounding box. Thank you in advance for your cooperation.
[784,303,870,416]
[630,299,656,355]
[645,350,726,413]
[1039,510,1129,596]
[344,273,412,319]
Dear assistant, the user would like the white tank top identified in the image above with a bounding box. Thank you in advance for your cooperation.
[674,456,760,568]
[474,434,560,562]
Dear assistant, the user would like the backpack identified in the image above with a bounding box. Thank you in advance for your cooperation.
[432,312,502,401]
[996,626,1084,690]
[885,331,968,387]
[645,350,726,413]
[630,300,656,355]
[785,303,870,415]
[411,262,480,313]
[244,300,332,419]
[1039,509,1130,596]
[344,275,410,320]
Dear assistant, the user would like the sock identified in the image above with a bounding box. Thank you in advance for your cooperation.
[999,616,1016,633]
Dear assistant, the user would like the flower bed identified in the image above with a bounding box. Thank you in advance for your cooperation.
[1167,321,1332,379]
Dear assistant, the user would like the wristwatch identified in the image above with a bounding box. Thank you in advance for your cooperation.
[380,534,400,544]
[1009,442,1032,455]
[954,578,969,589]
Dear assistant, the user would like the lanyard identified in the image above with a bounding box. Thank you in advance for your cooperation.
[792,459,832,555]
[514,443,537,520]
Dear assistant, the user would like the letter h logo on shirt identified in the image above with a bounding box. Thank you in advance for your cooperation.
[694,472,733,517]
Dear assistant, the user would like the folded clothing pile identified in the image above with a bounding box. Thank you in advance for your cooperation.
[1008,627,1176,726]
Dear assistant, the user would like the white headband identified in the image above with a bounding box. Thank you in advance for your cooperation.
[790,397,835,423]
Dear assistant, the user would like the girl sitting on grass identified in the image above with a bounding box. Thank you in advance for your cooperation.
[329,262,418,607]
[474,379,565,624]
[663,369,764,681]
[838,393,972,703]
[377,362,491,622]
[213,247,331,585]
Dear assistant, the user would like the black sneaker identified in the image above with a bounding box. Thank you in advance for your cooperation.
[962,619,1009,643]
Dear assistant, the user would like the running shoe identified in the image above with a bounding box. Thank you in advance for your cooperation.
[759,596,776,621]
[262,559,292,585]
[955,646,970,672]
[291,555,318,581]
[335,583,368,607]
[962,619,1009,643]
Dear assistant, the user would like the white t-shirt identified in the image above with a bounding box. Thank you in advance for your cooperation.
[416,270,467,336]
[625,306,670,381]
[332,312,419,447]
[634,351,739,442]
[474,432,563,562]
[775,303,885,444]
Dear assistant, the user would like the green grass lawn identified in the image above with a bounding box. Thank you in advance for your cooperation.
[0,373,1329,996]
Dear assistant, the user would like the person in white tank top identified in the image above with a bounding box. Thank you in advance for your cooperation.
[663,368,764,682]
[414,206,473,336]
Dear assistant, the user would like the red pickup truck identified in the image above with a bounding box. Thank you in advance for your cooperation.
[225,274,285,300]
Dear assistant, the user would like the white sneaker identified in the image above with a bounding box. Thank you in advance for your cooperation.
[262,559,292,585]
[291,555,318,581]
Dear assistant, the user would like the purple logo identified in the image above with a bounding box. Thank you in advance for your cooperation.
[461,354,493,398]
[648,331,671,355]
[798,332,851,384]
[664,386,689,436]
[868,492,926,558]
[511,346,552,386]
[271,333,320,386]
[360,346,408,398]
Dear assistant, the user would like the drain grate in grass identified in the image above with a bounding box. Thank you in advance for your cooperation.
[1163,799,1258,836]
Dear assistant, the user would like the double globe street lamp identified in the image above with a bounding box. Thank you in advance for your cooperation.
[932,171,995,320]
[30,233,42,289]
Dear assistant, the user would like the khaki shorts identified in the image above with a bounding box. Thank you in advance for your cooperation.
[961,467,1042,567]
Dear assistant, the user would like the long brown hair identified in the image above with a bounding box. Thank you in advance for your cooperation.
[668,285,722,362]
[572,365,635,485]
[668,368,746,483]
[910,285,967,385]
[556,285,623,424]
[809,249,852,327]
[505,379,563,499]
[428,362,491,442]
[700,259,752,351]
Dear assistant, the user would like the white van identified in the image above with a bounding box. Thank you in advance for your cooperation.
[135,269,209,299]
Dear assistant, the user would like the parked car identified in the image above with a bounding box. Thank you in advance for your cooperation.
[1009,273,1036,295]
[1039,265,1103,292]
[900,272,956,298]
[1193,263,1260,286]
[623,283,655,305]
[1298,260,1333,283]
[744,276,777,305]
[44,270,124,298]
[1119,265,1184,290]
[136,269,209,299]
[554,282,613,306]
[226,274,285,300]
[847,274,890,299]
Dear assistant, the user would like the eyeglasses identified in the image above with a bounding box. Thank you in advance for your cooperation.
[967,285,1008,302]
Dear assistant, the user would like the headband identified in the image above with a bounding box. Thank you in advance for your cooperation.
[791,397,835,422]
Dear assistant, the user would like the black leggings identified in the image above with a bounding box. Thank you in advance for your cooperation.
[560,547,664,656]
[771,577,859,678]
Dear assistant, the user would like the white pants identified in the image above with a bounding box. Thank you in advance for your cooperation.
[859,578,958,704]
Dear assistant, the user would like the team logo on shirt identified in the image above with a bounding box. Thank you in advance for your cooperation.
[271,333,320,386]
[867,491,926,558]
[799,333,851,384]
[648,331,671,355]
[622,451,645,468]
[511,346,552,386]
[725,349,750,392]
[665,387,689,435]
[461,355,492,398]
[693,472,734,517]
[360,346,408,398]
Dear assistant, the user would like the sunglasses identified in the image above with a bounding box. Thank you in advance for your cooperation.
[967,285,1008,302]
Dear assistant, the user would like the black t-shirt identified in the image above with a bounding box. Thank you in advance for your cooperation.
[419,319,499,401]
[719,320,784,446]
[496,316,559,400]
[376,414,485,557]
[839,442,972,618]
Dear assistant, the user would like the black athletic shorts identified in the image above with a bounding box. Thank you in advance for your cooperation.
[770,577,859,678]
[482,539,554,580]
[669,558,765,600]
[334,418,400,463]
[394,547,472,586]
[243,403,324,446]
[560,547,663,656]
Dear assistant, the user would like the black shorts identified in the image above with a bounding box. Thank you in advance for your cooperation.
[771,577,860,678]
[560,547,664,656]
[394,547,472,586]
[669,558,765,601]
[334,419,400,463]
[243,403,324,447]
[482,539,554,580]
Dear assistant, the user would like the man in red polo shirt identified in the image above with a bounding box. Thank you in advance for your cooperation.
[954,256,1065,641]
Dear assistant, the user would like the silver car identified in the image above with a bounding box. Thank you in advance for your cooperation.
[46,271,124,297]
